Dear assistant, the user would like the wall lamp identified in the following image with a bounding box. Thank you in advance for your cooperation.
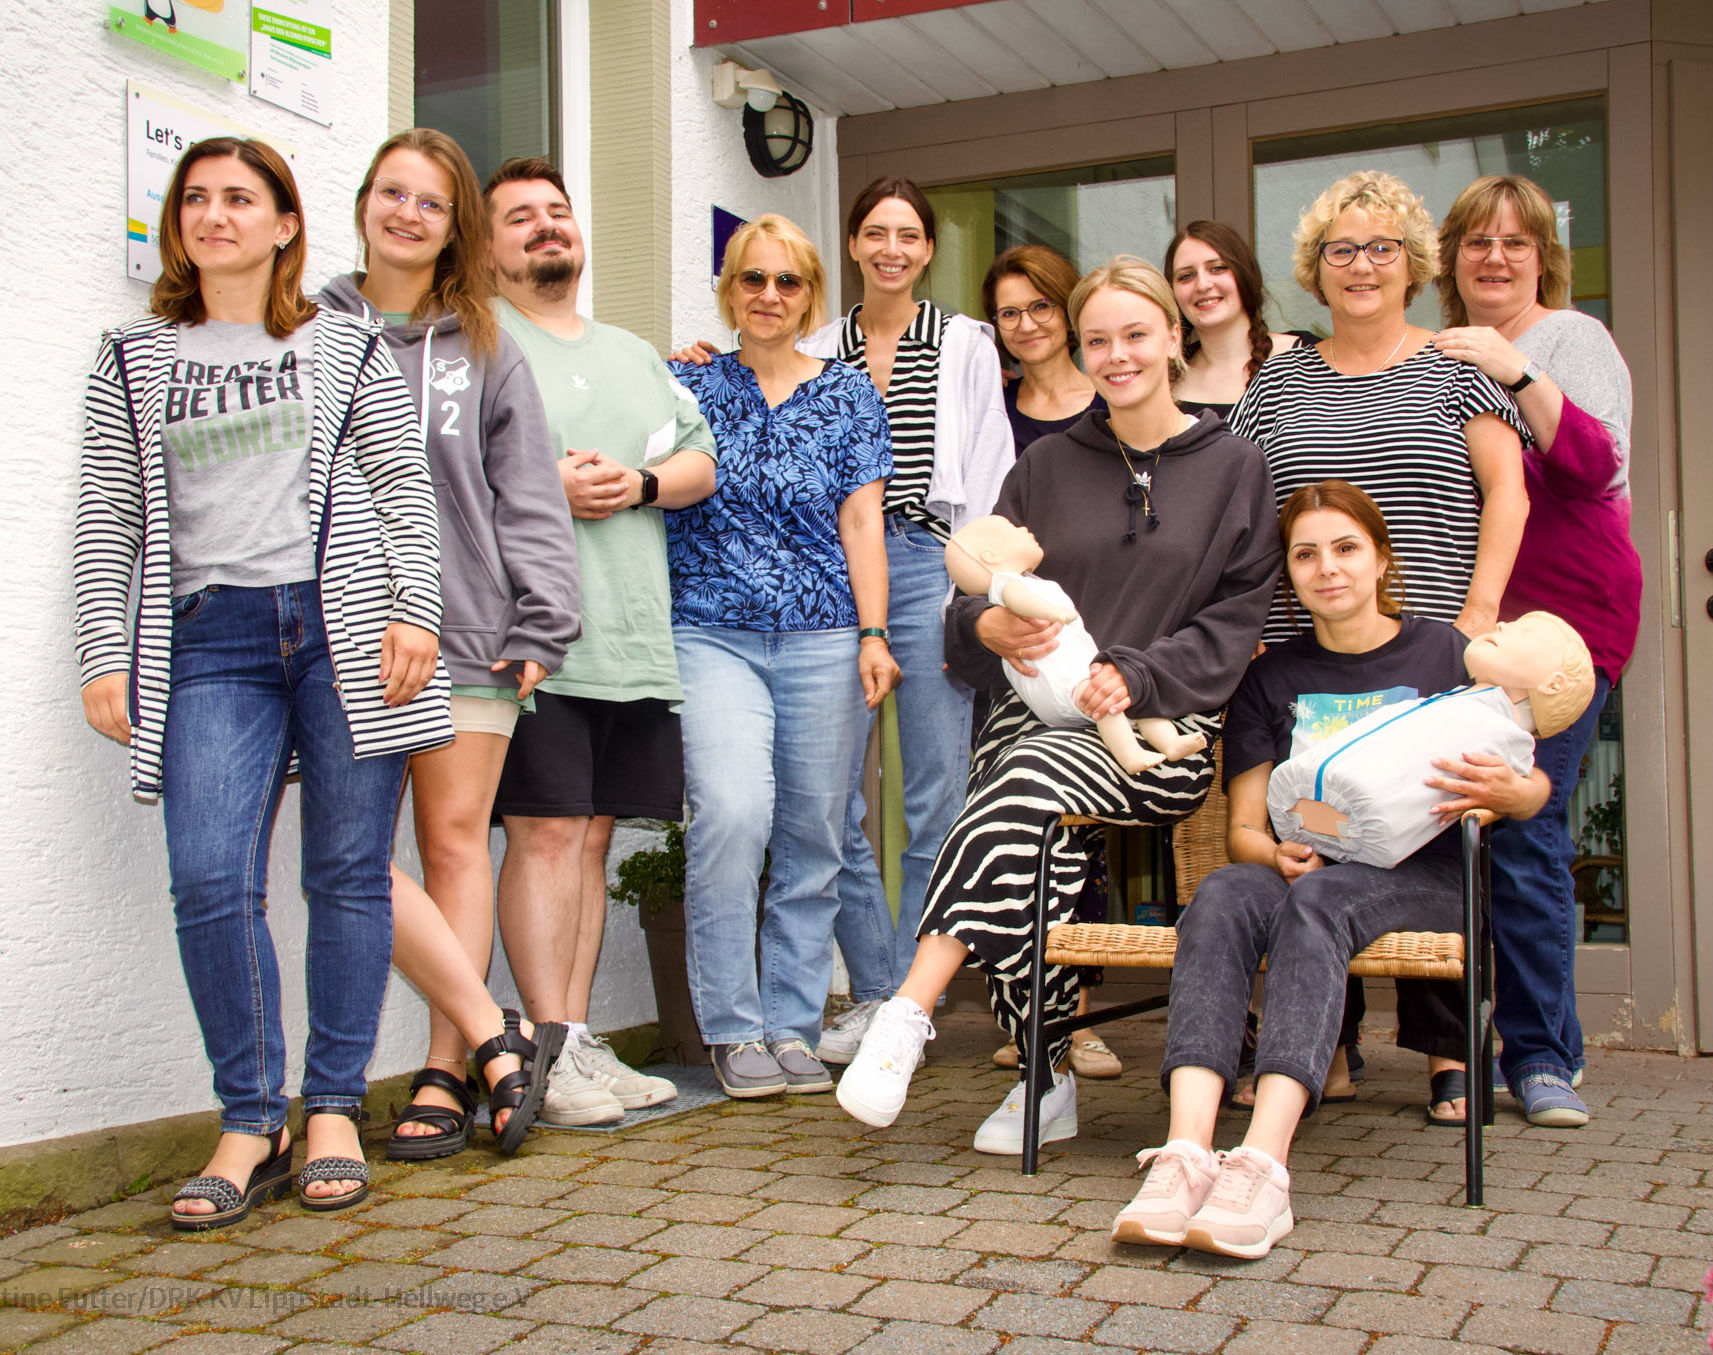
[712,60,783,113]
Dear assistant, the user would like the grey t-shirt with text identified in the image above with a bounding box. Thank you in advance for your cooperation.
[163,319,318,596]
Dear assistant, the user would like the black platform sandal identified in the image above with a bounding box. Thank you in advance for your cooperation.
[299,1107,372,1212]
[476,1012,565,1155]
[171,1127,293,1232]
[386,1068,480,1162]
[1426,1068,1468,1128]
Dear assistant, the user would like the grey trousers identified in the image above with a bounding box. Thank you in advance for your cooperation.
[1161,855,1463,1114]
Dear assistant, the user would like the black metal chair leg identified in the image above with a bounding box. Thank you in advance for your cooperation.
[1461,812,1486,1207]
[1021,818,1055,1176]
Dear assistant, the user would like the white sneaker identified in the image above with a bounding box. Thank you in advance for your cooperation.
[972,1071,1078,1155]
[568,1032,677,1109]
[835,997,934,1128]
[538,1043,625,1127]
[815,998,883,1065]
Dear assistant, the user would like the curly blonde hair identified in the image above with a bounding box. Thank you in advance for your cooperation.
[1291,170,1438,307]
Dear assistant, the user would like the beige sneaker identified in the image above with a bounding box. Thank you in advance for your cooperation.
[1070,1036,1122,1079]
[538,1044,624,1127]
[1183,1147,1293,1259]
[992,1039,1019,1069]
[1111,1141,1218,1245]
[569,1033,677,1109]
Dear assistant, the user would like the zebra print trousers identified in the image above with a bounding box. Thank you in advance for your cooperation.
[919,692,1220,1074]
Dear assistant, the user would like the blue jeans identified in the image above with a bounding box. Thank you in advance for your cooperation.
[162,583,405,1134]
[834,519,974,1000]
[1162,856,1462,1114]
[676,626,868,1047]
[1492,673,1609,1090]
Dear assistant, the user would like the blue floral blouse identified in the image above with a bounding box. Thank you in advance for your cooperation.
[666,354,892,632]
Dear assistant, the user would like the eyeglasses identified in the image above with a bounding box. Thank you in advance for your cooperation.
[1460,234,1537,262]
[372,180,452,223]
[995,299,1057,330]
[736,269,806,297]
[1319,238,1404,267]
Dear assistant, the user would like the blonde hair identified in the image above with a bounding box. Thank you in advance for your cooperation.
[1291,170,1438,307]
[1068,255,1185,381]
[714,213,827,338]
[1514,611,1597,739]
[1436,175,1573,327]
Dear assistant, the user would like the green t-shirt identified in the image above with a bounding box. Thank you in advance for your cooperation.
[496,301,716,703]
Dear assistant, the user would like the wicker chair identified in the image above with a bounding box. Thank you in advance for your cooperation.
[1017,785,1498,1206]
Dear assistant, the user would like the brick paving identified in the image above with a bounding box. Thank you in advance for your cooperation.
[2,1010,1710,1352]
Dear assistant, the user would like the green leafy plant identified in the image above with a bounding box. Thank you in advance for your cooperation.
[1576,773,1624,857]
[608,820,768,920]
[610,821,685,920]
[1574,773,1624,912]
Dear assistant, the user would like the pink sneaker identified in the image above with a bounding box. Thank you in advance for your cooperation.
[1183,1147,1293,1259]
[1111,1141,1218,1246]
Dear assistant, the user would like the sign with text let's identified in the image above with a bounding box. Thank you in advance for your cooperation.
[125,81,294,284]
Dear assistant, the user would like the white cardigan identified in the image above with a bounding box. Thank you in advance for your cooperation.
[74,310,454,801]
[802,309,1013,532]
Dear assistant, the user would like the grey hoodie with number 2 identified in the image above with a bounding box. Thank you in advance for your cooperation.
[320,273,581,687]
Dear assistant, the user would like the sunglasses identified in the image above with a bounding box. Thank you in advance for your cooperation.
[737,269,806,297]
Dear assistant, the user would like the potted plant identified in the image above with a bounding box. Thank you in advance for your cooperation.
[610,821,701,1064]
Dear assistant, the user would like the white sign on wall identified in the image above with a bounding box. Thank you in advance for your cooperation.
[125,80,295,284]
[249,1,335,126]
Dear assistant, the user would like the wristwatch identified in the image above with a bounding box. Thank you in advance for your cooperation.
[630,467,659,509]
[1507,359,1542,394]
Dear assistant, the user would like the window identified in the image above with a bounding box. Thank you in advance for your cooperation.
[924,156,1175,324]
[415,0,558,187]
[1252,97,1607,335]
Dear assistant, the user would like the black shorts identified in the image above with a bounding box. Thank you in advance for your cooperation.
[492,692,685,821]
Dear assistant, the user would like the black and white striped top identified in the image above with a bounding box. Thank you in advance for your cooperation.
[839,300,949,540]
[1229,343,1528,643]
[75,310,453,800]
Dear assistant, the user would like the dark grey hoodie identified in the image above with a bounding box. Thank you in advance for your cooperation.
[945,408,1282,721]
[320,273,580,685]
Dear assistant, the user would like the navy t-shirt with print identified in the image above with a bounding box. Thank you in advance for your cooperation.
[1223,616,1474,867]
[1224,614,1470,779]
[666,354,892,631]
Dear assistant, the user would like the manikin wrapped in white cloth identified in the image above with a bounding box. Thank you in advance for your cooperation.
[984,572,1099,727]
[945,516,1207,773]
[1267,612,1597,869]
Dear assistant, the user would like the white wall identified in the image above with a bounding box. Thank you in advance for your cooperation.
[666,0,841,350]
[0,6,417,1149]
[0,1,661,1152]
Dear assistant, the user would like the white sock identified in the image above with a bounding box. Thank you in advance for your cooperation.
[567,1022,590,1044]
[1162,1138,1215,1170]
[1230,1144,1289,1185]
